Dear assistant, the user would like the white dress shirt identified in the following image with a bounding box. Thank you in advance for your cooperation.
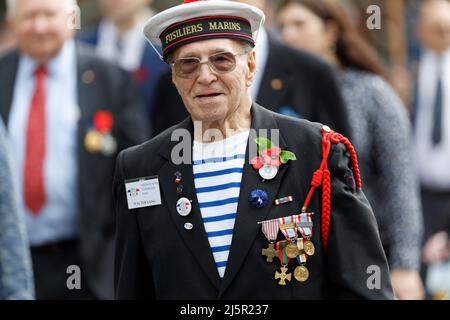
[8,40,80,246]
[415,48,450,189]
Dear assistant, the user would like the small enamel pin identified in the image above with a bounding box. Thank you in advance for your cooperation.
[176,197,192,216]
[249,189,269,209]
[274,196,293,206]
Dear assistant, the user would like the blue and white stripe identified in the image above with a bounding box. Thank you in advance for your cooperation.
[193,131,249,278]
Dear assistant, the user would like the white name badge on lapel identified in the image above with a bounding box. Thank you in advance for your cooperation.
[125,176,162,210]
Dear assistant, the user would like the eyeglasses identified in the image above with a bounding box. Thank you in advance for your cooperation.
[170,50,249,79]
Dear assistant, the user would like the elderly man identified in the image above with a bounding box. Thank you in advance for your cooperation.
[0,0,149,299]
[113,0,393,299]
[150,0,350,139]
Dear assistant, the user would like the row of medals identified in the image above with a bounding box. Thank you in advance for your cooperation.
[264,237,315,285]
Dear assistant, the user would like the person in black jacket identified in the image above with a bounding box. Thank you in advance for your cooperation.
[150,0,350,138]
[113,0,393,300]
[1,0,150,299]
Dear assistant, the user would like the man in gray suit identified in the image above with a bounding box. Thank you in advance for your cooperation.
[0,0,149,299]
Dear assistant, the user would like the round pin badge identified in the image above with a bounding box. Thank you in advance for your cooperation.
[101,133,117,156]
[184,222,193,230]
[271,78,284,91]
[259,165,278,180]
[249,189,269,209]
[176,197,192,216]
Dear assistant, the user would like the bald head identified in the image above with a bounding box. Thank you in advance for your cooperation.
[6,0,77,15]
[416,0,450,53]
[7,0,77,64]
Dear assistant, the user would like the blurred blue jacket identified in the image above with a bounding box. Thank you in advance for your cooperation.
[0,118,34,300]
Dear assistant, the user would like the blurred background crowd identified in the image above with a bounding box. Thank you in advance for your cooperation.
[0,0,449,300]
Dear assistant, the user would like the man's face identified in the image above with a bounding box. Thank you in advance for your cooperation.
[171,38,256,123]
[416,0,450,53]
[99,0,152,23]
[8,0,74,63]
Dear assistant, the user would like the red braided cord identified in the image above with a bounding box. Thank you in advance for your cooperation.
[302,169,322,212]
[339,137,362,189]
[321,169,331,249]
[330,133,362,189]
[312,170,323,187]
[301,132,332,211]
[301,127,363,251]
[320,131,332,250]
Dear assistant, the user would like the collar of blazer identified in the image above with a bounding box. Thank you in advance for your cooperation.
[0,51,19,126]
[257,35,294,111]
[0,43,99,128]
[157,103,289,296]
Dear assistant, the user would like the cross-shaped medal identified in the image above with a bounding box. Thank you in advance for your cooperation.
[262,243,278,262]
[275,266,292,285]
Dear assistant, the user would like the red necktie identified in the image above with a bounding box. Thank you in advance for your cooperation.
[24,66,47,215]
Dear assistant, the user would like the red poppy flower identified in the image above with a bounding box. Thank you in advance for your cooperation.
[262,147,282,167]
[93,110,113,133]
[250,156,264,170]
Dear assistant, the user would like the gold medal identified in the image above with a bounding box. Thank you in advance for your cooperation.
[303,239,315,256]
[85,130,102,153]
[285,242,299,259]
[275,266,292,285]
[294,265,309,282]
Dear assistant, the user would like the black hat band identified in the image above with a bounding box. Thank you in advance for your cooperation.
[160,16,254,61]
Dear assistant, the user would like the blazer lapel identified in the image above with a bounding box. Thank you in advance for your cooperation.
[219,104,288,297]
[157,118,222,291]
[76,44,90,124]
[257,37,293,110]
[0,52,19,126]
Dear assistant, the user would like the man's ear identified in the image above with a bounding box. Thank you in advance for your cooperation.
[246,50,257,87]
[171,67,184,96]
[171,66,177,86]
[6,14,15,33]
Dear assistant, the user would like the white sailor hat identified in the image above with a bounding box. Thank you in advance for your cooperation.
[143,0,265,62]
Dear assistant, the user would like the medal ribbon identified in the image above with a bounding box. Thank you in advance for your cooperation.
[293,213,313,237]
[261,218,280,242]
[276,240,291,266]
[295,238,307,264]
[278,216,298,240]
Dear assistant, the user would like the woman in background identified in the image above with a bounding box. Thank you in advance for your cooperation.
[277,0,424,299]
[0,118,34,300]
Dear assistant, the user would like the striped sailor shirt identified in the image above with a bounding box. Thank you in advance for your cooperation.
[193,130,249,278]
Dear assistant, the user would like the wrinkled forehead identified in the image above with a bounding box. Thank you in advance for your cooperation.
[419,0,450,23]
[12,0,70,15]
[172,38,244,59]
